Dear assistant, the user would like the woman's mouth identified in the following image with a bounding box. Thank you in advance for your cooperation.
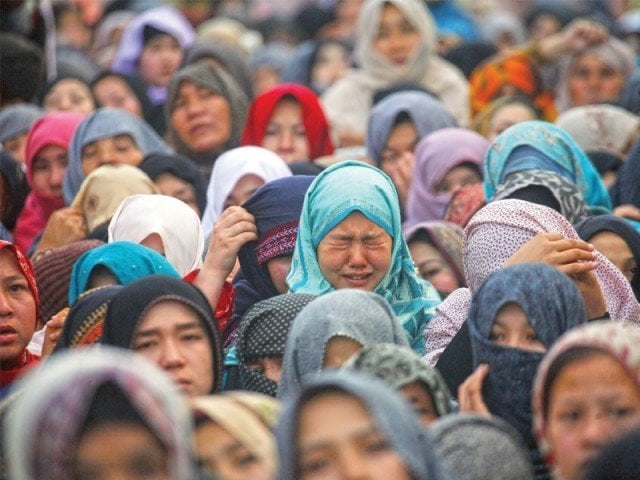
[0,326,18,344]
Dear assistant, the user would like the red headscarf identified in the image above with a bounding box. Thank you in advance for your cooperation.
[241,83,334,161]
[13,112,84,252]
[0,240,39,322]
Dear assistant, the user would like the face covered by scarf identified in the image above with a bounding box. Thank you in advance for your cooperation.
[287,160,441,353]
[468,263,587,475]
[236,293,317,397]
[277,289,409,399]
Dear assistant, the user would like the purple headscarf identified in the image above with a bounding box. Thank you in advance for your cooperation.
[405,128,488,227]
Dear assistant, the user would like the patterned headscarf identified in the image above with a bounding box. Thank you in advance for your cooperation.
[533,321,640,464]
[5,347,196,480]
[343,343,454,417]
[287,161,441,353]
[236,293,317,397]
[483,121,611,214]
[405,127,488,227]
[277,289,409,399]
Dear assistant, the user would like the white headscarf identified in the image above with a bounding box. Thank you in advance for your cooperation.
[108,194,204,276]
[200,146,292,234]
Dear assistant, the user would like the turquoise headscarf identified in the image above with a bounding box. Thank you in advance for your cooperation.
[69,241,180,305]
[484,121,611,213]
[286,160,441,353]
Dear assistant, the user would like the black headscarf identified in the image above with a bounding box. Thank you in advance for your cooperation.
[0,150,29,230]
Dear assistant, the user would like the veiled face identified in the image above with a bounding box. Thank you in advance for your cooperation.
[372,4,420,66]
[567,54,626,107]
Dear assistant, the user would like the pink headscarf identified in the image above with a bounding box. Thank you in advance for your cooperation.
[405,128,488,228]
[13,112,84,252]
[423,199,640,365]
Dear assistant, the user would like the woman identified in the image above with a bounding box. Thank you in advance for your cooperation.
[191,393,280,480]
[277,289,409,399]
[200,146,292,236]
[483,121,612,214]
[63,108,170,204]
[68,241,179,305]
[424,200,640,367]
[403,221,466,298]
[322,0,468,147]
[276,371,448,480]
[241,83,334,164]
[0,103,43,165]
[344,343,454,426]
[39,76,96,115]
[101,275,223,397]
[235,293,317,397]
[405,127,488,226]
[555,37,636,111]
[111,6,194,105]
[287,161,441,353]
[474,95,541,142]
[462,263,587,477]
[14,112,84,252]
[575,215,640,301]
[166,63,249,176]
[533,321,640,480]
[611,141,640,213]
[5,347,197,480]
[108,194,204,278]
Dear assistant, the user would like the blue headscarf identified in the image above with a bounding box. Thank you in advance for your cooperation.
[68,241,179,305]
[63,108,171,204]
[468,263,587,478]
[286,161,440,353]
[484,121,611,213]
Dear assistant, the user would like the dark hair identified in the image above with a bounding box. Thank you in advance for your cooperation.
[0,34,45,106]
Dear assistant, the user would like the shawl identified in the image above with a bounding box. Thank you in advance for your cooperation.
[493,169,590,225]
[468,263,586,474]
[63,108,170,204]
[286,160,441,353]
[241,83,334,161]
[423,200,640,366]
[343,343,454,416]
[611,141,640,209]
[406,127,488,226]
[469,51,557,121]
[234,176,315,322]
[532,321,640,462]
[555,105,639,159]
[443,182,486,228]
[275,370,449,480]
[0,103,43,143]
[575,215,640,300]
[69,164,159,232]
[138,152,208,215]
[108,194,205,277]
[236,293,317,397]
[68,240,180,305]
[200,146,292,235]
[101,275,222,393]
[366,90,458,166]
[33,239,103,325]
[618,69,640,115]
[111,6,195,103]
[53,285,122,351]
[165,63,249,174]
[555,37,636,112]
[483,121,612,213]
[430,413,534,480]
[191,395,279,478]
[321,0,469,140]
[403,220,466,289]
[277,289,409,399]
[14,112,84,252]
[5,347,196,480]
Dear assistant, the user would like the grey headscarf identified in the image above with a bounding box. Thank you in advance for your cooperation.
[430,413,534,480]
[277,289,409,399]
[343,343,454,417]
[165,63,249,174]
[0,104,44,143]
[275,370,450,480]
[63,108,171,204]
[366,90,458,166]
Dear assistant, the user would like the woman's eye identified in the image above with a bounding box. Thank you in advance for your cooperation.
[133,341,155,351]
[364,438,389,454]
[608,406,635,418]
[559,410,580,423]
[488,331,504,341]
[300,457,330,474]
[233,453,258,467]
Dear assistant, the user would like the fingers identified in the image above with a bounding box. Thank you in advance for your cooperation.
[458,364,491,416]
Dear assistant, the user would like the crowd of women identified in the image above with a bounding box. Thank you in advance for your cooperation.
[3,0,640,479]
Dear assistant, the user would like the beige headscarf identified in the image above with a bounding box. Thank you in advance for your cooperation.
[191,393,280,477]
[70,165,158,232]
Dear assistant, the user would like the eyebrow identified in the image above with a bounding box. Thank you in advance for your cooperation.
[2,274,27,285]
[134,321,204,338]
[416,259,442,269]
[299,424,378,454]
